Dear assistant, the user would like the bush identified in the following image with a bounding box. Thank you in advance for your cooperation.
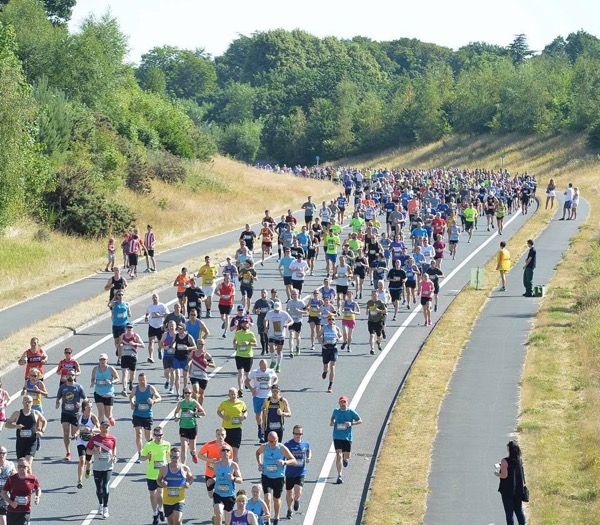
[150,150,187,183]
[61,193,136,237]
[126,154,153,194]
[587,122,600,150]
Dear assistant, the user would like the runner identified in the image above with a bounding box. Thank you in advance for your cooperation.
[239,260,258,313]
[277,248,295,301]
[55,347,81,388]
[86,419,117,519]
[323,228,341,278]
[90,354,119,425]
[21,369,47,413]
[216,388,247,463]
[233,318,257,397]
[301,196,316,226]
[255,431,297,525]
[404,257,420,309]
[159,321,177,394]
[183,277,206,317]
[420,273,434,326]
[247,485,270,525]
[286,290,306,357]
[245,360,278,444]
[0,446,15,524]
[353,249,368,299]
[463,201,477,243]
[104,267,127,310]
[240,224,257,252]
[197,428,232,504]
[143,224,157,272]
[366,290,387,354]
[140,426,170,525]
[222,257,239,287]
[173,268,191,315]
[321,315,343,393]
[258,222,274,266]
[188,340,215,406]
[332,255,352,310]
[288,252,308,294]
[109,290,131,366]
[55,370,87,462]
[425,259,445,313]
[253,290,273,356]
[231,490,260,525]
[172,324,195,398]
[260,384,291,443]
[447,217,461,260]
[1,457,41,525]
[174,388,205,465]
[216,273,236,338]
[130,372,162,462]
[0,381,9,432]
[340,290,360,352]
[263,301,293,373]
[212,445,243,525]
[119,323,145,395]
[17,338,48,380]
[330,395,362,484]
[283,424,311,519]
[157,447,194,525]
[5,396,47,469]
[387,259,406,321]
[76,400,99,490]
[197,255,219,318]
[104,236,116,273]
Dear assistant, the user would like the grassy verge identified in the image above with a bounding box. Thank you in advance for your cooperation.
[0,156,336,309]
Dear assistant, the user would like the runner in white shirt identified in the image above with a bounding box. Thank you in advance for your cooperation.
[263,302,293,373]
[144,294,169,363]
[245,359,278,443]
[288,254,309,294]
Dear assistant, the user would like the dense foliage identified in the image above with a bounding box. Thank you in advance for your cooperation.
[1,0,600,236]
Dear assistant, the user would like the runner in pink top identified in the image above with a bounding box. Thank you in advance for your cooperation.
[420,274,434,326]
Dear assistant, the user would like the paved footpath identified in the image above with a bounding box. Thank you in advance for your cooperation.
[425,200,588,525]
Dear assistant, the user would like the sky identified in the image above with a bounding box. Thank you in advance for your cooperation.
[69,0,599,64]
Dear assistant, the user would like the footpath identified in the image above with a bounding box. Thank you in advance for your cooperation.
[425,201,587,524]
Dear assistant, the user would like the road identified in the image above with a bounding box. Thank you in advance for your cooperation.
[0,208,534,525]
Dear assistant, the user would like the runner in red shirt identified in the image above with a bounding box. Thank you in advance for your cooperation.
[215,273,236,338]
[18,338,48,380]
[1,458,41,523]
[55,347,81,386]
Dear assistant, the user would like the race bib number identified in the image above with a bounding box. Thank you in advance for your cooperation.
[216,484,229,493]
[98,452,111,461]
[265,464,278,473]
[117,313,125,318]
[15,496,28,505]
[64,403,75,411]
[205,278,213,285]
[369,309,378,317]
[336,423,347,431]
[221,294,230,300]
[269,422,281,430]
[167,488,181,497]
[137,403,149,411]
[181,410,194,419]
[259,382,269,390]
[20,429,33,438]
[188,301,196,307]
[231,417,241,425]
[153,461,164,469]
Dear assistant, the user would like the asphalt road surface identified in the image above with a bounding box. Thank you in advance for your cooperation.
[0,207,535,525]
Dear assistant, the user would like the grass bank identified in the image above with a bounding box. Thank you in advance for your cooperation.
[356,132,599,524]
[0,156,336,309]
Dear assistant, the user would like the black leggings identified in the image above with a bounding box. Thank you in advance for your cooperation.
[259,331,268,353]
[93,470,112,506]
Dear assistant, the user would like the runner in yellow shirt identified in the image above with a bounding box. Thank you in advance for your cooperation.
[141,427,171,525]
[197,256,219,318]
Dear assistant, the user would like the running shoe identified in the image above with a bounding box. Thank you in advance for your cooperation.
[128,381,133,391]
[222,332,227,338]
[326,385,332,393]
[121,390,127,397]
[191,453,199,464]
[135,457,141,464]
[158,350,163,360]
[108,417,115,426]
[341,342,346,350]
[343,458,349,468]
[98,504,103,517]
[393,315,397,321]
[206,311,211,318]
[85,470,91,479]
[64,452,71,461]
[293,500,300,511]
[158,509,165,522]
[310,344,315,351]
[148,357,154,363]
[295,347,300,356]
[275,365,281,373]
[77,480,83,489]
[382,329,386,339]
[269,361,276,369]
[321,371,327,380]
[287,509,293,519]
[407,304,410,310]
[377,342,382,352]
[238,389,243,398]
[153,515,159,525]
[347,345,351,353]
[221,322,225,330]
[103,507,109,518]
[164,381,169,390]
[289,352,294,359]
[370,348,375,355]
[169,386,174,394]
[336,475,343,484]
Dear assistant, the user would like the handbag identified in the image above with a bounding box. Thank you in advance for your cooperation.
[520,462,529,502]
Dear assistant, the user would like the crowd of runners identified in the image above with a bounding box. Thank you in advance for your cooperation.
[0,166,547,525]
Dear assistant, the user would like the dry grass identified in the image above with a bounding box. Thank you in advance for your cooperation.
[360,132,599,524]
[0,156,337,308]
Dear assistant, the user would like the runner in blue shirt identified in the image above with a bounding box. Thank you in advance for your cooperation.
[330,396,362,484]
[283,424,311,519]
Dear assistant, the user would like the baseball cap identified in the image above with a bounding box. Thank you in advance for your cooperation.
[338,395,349,402]
[99,353,108,360]
[126,323,133,328]
[100,419,111,426]
[273,300,282,309]
[237,305,244,311]
[177,323,186,329]
[271,384,280,391]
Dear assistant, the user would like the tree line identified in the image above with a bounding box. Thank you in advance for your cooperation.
[2,0,600,236]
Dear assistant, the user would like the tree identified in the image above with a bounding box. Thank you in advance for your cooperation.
[507,34,533,64]
[0,0,75,23]
[137,46,217,102]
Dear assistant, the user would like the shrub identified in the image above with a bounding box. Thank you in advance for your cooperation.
[150,150,187,183]
[61,194,136,237]
[126,154,153,194]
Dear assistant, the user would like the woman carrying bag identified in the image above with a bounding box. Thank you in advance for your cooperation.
[495,440,527,525]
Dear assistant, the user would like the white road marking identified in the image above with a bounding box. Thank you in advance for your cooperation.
[302,210,523,524]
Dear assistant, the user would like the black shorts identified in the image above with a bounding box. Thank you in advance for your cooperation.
[304,216,313,224]
[405,280,417,289]
[121,355,137,372]
[132,415,153,430]
[0,508,6,516]
[240,285,254,298]
[308,317,320,325]
[307,248,316,258]
[261,474,285,498]
[486,209,495,215]
[190,378,208,390]
[163,356,175,369]
[213,494,235,512]
[146,249,155,257]
[354,267,366,279]
[420,296,432,306]
[224,427,242,449]
[390,288,402,302]
[179,426,197,440]
[291,280,304,292]
[112,325,126,340]
[285,475,305,490]
[322,345,338,364]
[147,479,159,491]
[128,254,138,266]
[219,304,233,315]
[465,222,474,231]
[94,392,114,406]
[283,276,293,286]
[367,321,383,336]
[164,503,184,518]
[16,438,37,459]
[61,413,78,426]
[235,356,253,372]
[336,285,348,295]
[77,444,88,457]
[6,511,30,525]
[333,439,352,453]
[268,338,285,347]
[290,322,302,333]
[262,242,272,249]
[148,325,163,339]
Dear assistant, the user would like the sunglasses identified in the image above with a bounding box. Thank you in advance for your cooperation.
[293,432,303,436]
[17,465,28,469]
